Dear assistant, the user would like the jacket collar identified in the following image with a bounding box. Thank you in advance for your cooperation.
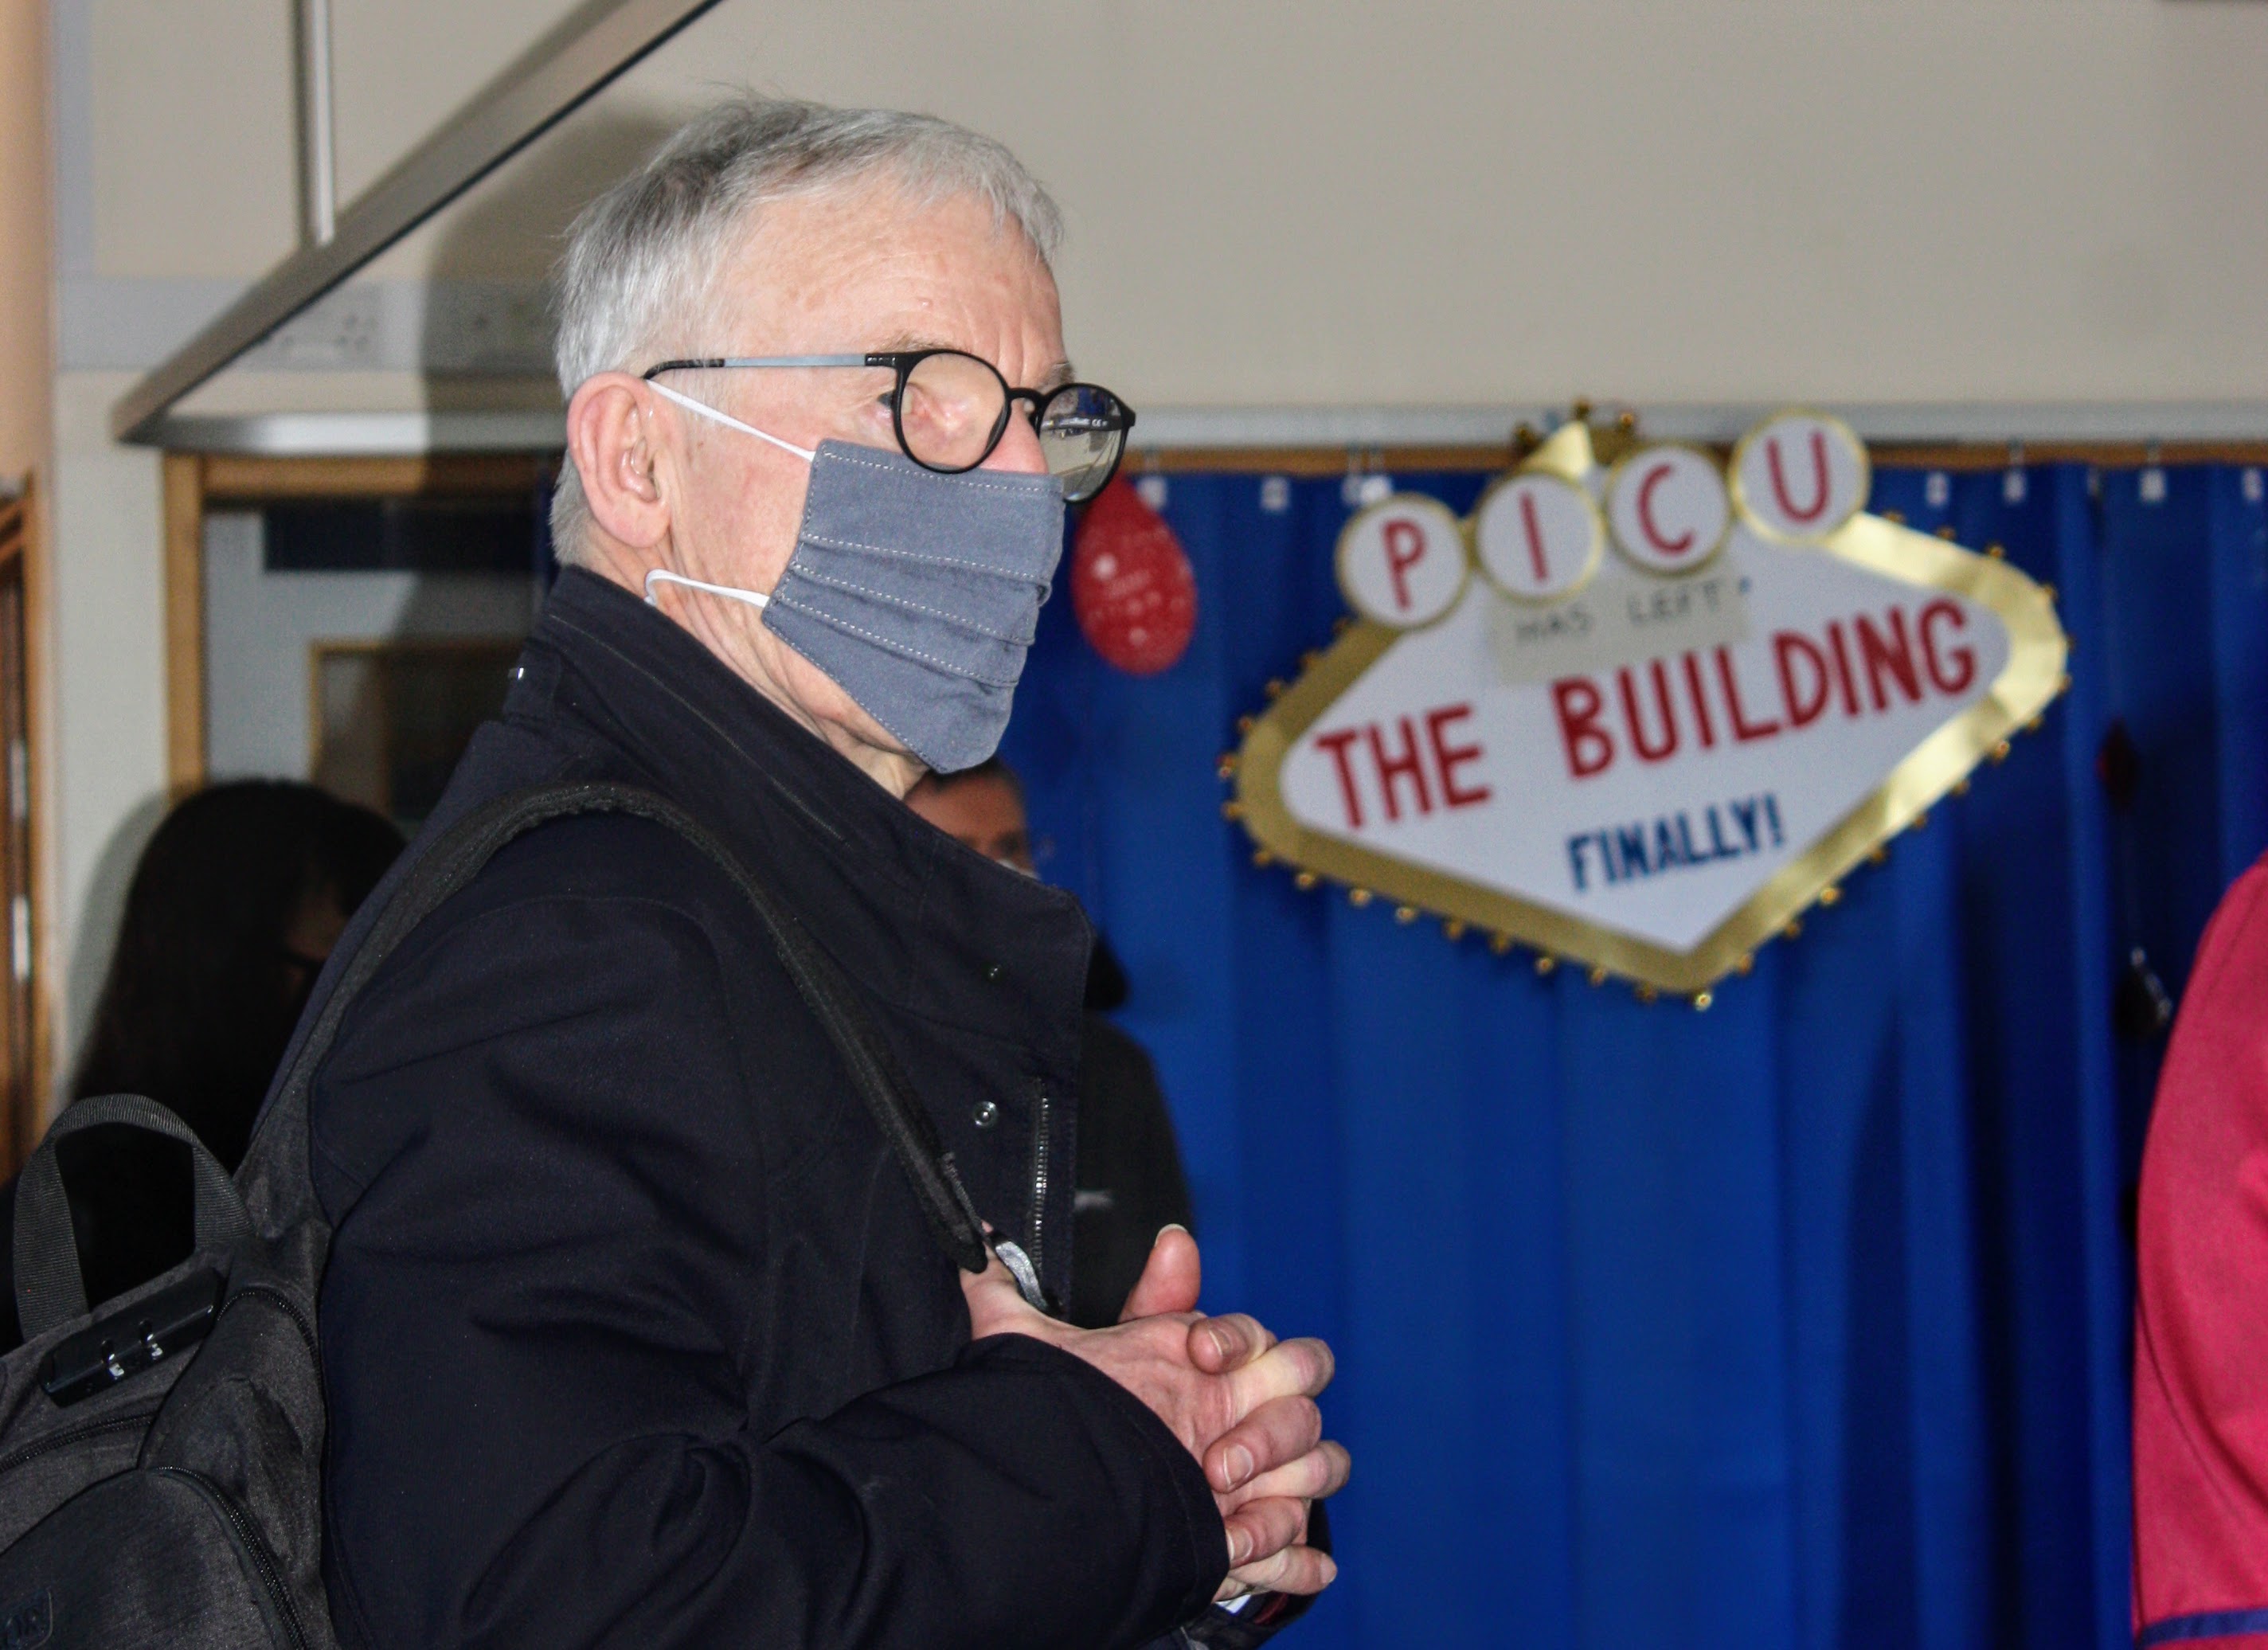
[522,569,1091,1070]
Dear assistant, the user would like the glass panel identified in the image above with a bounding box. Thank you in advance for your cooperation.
[312,639,522,833]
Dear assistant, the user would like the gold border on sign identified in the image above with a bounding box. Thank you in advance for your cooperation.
[1728,410,1872,547]
[1471,467,1606,606]
[1601,441,1736,577]
[1332,491,1472,631]
[1523,417,1601,484]
[1234,507,2069,995]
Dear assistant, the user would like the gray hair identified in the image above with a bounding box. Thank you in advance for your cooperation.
[547,96,1064,564]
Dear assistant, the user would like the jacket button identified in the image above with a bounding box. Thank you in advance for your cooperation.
[983,962,1004,983]
[972,1100,1000,1129]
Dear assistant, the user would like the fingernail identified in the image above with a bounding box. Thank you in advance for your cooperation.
[1227,1526,1253,1566]
[1155,1223,1189,1246]
[1222,1445,1254,1488]
[1319,1556,1339,1587]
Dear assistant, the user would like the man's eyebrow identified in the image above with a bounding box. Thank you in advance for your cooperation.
[871,330,947,356]
[872,333,1076,393]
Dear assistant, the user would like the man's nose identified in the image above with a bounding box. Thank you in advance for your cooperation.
[983,410,1050,476]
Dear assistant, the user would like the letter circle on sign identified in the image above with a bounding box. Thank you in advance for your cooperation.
[1472,470,1603,603]
[1604,444,1732,574]
[1335,495,1469,628]
[1730,410,1871,544]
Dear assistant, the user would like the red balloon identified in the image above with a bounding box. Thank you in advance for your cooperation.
[1070,479,1199,675]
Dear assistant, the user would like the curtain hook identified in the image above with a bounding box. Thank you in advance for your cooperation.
[2141,441,2167,505]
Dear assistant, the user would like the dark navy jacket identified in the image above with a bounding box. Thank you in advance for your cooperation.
[308,569,1228,1647]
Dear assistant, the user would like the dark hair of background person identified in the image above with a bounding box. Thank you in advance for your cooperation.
[72,780,404,1159]
[1,781,403,1351]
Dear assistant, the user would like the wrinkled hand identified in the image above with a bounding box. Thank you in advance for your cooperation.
[961,1226,1348,1601]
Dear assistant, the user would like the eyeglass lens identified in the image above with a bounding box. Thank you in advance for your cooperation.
[1035,385,1126,502]
[898,352,1006,472]
[898,352,1127,501]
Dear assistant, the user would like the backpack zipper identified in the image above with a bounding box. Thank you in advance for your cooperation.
[154,1466,311,1650]
[223,1281,318,1364]
[0,1287,314,1480]
[0,1411,149,1478]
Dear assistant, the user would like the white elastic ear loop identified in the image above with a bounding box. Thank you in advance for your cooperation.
[645,378,816,463]
[640,380,807,614]
[644,569,769,611]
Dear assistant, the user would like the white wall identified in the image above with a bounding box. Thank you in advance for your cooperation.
[201,512,538,784]
[48,373,166,1087]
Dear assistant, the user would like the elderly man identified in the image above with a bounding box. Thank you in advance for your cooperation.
[308,98,1345,1648]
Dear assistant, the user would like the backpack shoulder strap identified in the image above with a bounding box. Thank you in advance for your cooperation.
[244,781,996,1284]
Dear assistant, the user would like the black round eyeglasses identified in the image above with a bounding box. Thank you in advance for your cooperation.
[642,350,1137,503]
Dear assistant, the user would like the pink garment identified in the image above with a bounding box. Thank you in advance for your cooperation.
[2134,855,2268,1645]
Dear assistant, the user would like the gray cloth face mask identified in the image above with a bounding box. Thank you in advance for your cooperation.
[643,381,1065,772]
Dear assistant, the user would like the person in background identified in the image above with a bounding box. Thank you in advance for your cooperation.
[0,780,402,1351]
[906,757,1195,1330]
[2133,850,2268,1644]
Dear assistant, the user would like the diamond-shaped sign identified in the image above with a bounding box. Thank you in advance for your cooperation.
[1234,414,2068,995]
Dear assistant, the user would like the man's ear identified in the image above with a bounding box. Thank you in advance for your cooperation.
[567,373,671,550]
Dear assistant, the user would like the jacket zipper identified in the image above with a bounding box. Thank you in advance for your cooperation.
[0,1411,149,1478]
[1026,1080,1053,1284]
[154,1466,311,1650]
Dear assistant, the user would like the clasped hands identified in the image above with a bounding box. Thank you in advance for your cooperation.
[961,1225,1348,1600]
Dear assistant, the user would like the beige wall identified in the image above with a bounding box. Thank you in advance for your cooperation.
[72,0,2268,408]
[42,0,2268,1081]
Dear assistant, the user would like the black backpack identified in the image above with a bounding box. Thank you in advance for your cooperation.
[0,782,1004,1649]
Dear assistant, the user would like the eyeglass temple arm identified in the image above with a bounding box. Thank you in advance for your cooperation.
[641,354,873,378]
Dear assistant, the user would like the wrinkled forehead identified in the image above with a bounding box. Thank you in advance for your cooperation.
[702,178,1065,366]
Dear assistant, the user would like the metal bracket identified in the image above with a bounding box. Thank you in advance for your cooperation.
[110,0,724,446]
[297,0,337,247]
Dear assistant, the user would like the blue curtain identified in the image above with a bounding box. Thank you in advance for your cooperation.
[999,459,2268,1650]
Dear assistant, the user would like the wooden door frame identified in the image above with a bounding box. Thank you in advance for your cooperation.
[162,454,205,794]
[0,475,56,1169]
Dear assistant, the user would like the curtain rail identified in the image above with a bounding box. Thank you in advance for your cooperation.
[156,431,2268,477]
[1137,442,2268,475]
